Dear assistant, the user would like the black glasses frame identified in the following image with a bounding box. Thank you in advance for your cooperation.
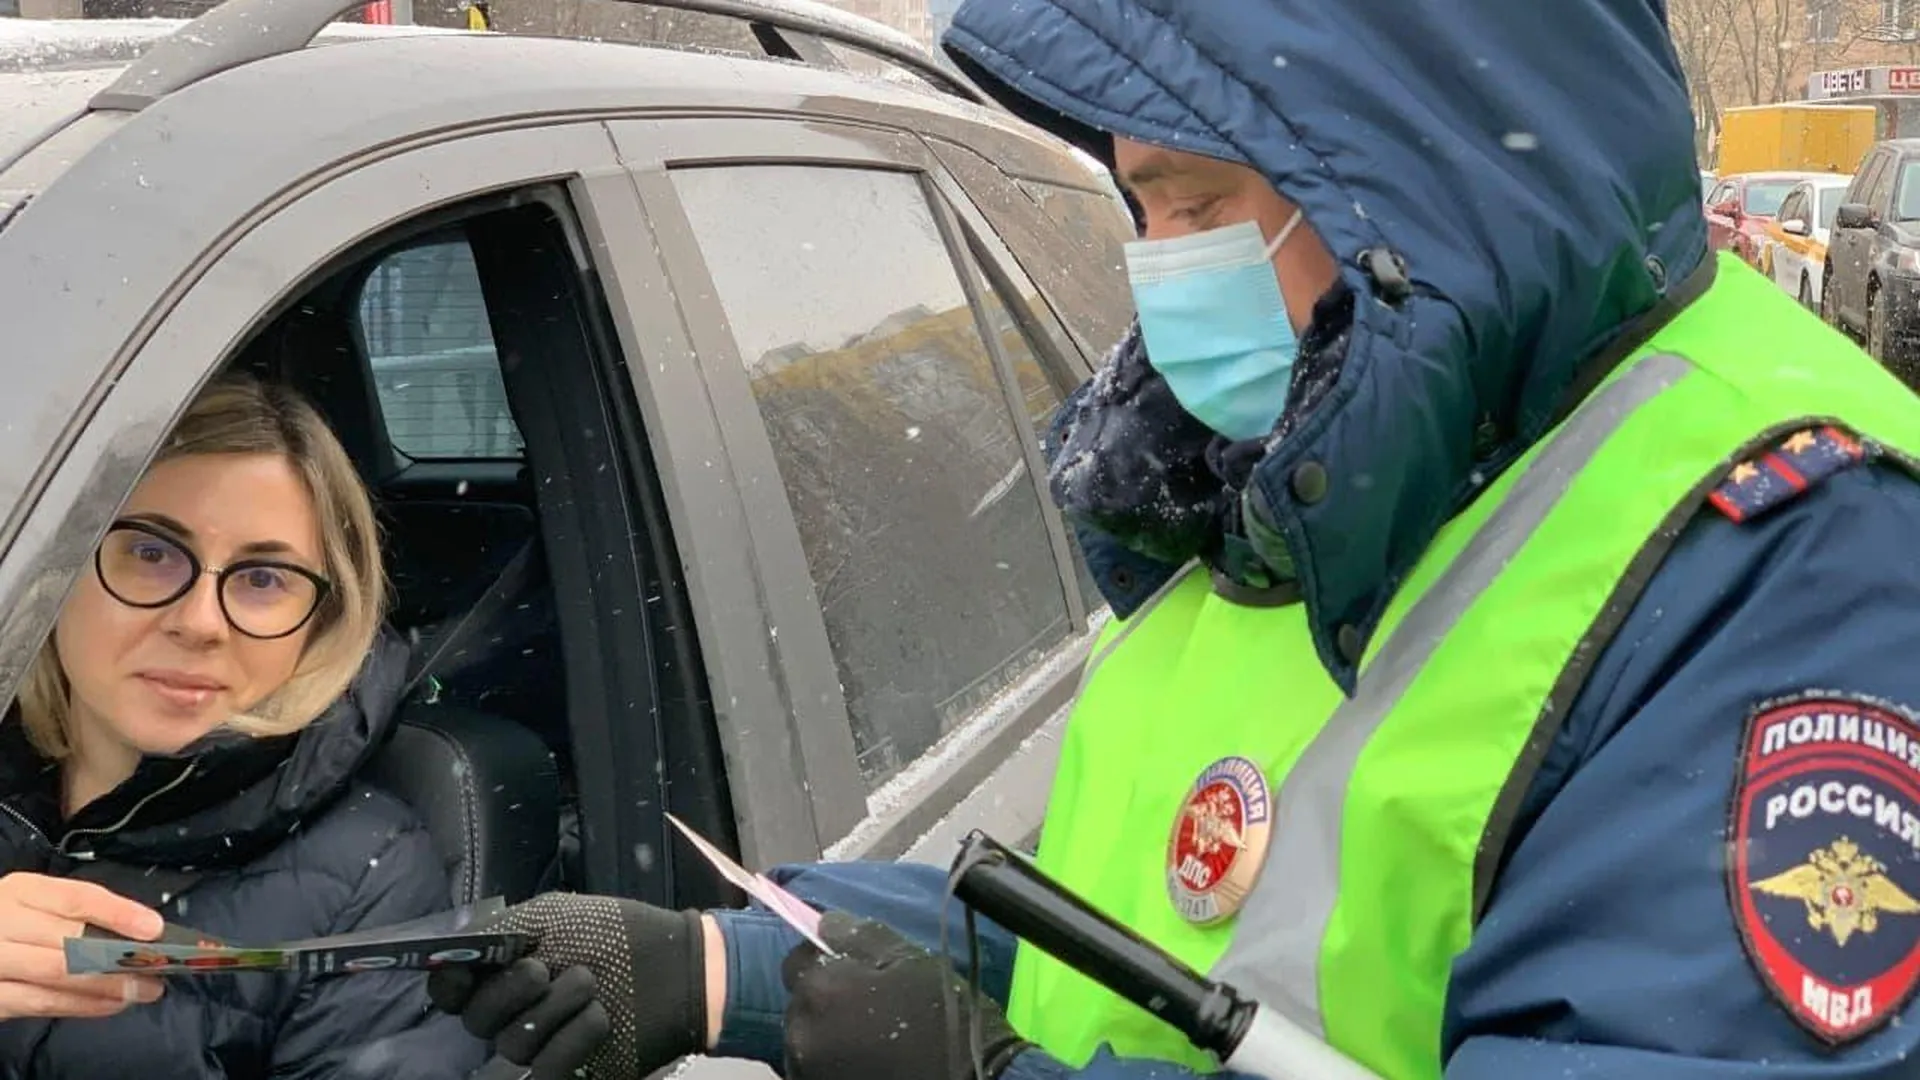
[94,520,333,641]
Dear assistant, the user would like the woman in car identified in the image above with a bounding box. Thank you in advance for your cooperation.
[0,373,490,1078]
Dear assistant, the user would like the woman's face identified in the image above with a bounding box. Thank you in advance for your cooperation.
[55,452,325,760]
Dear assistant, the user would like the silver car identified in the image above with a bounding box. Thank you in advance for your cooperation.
[0,0,1131,993]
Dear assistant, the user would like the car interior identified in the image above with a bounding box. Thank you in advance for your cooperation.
[215,190,738,911]
[230,246,569,908]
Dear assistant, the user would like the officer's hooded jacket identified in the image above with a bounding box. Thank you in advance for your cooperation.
[0,633,489,1079]
[706,0,1920,1077]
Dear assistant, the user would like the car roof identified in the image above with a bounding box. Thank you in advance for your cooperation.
[1732,170,1836,181]
[0,16,459,74]
[0,18,471,164]
[0,0,1032,183]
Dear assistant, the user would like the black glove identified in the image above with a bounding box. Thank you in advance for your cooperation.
[427,893,707,1078]
[781,912,1032,1080]
[431,958,606,1079]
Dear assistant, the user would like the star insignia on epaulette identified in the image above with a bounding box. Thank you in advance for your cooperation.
[1708,425,1869,524]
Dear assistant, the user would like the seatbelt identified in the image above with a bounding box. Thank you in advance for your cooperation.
[402,536,543,702]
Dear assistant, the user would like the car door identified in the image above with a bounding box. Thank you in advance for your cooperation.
[606,115,1109,877]
[1833,151,1890,328]
[1808,183,1842,305]
[1706,179,1741,251]
[0,26,840,926]
[0,108,593,681]
[1765,186,1807,289]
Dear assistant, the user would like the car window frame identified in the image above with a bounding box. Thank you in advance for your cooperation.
[1777,187,1807,226]
[1865,154,1898,214]
[345,232,527,464]
[923,134,1136,371]
[607,114,1099,861]
[0,117,769,911]
[1849,152,1884,208]
[1817,184,1843,229]
[0,120,610,701]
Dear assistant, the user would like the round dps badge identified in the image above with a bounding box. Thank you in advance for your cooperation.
[1167,755,1273,925]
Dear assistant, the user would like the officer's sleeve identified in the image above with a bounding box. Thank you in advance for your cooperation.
[708,861,1022,1063]
[1444,460,1920,1079]
[711,862,1238,1080]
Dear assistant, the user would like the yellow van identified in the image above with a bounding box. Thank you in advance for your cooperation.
[1717,103,1876,175]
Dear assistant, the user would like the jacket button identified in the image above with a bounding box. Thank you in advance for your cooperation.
[1291,461,1330,504]
[1337,623,1365,664]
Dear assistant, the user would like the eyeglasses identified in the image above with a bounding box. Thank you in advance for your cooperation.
[95,520,332,640]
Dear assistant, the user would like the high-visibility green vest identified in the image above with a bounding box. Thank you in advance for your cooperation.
[1004,255,1920,1079]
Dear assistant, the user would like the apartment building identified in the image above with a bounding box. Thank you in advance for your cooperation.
[1794,1,1920,136]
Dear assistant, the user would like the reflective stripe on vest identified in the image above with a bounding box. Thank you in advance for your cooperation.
[1005,257,1920,1078]
[1207,351,1691,1038]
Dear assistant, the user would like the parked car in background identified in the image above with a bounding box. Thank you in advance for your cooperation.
[1758,173,1852,308]
[1706,170,1828,266]
[1823,139,1920,384]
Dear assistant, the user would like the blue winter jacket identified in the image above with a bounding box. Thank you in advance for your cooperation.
[708,0,1920,1077]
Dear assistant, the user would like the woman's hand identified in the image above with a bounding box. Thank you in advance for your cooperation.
[0,872,165,1021]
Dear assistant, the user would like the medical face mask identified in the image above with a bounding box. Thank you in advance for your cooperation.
[1123,212,1305,441]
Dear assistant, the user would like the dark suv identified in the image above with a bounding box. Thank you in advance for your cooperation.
[1823,137,1920,383]
[0,0,1132,998]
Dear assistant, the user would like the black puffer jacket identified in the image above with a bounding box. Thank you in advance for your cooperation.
[0,632,489,1079]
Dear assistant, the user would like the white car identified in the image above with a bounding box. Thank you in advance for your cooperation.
[1761,173,1852,308]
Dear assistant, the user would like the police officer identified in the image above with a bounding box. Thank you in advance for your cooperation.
[425,0,1920,1076]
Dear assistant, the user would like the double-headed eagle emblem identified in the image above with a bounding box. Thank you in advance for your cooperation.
[1751,837,1920,946]
[1182,787,1247,858]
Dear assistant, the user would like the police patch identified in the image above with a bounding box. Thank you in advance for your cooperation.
[1730,693,1920,1044]
[1167,756,1272,925]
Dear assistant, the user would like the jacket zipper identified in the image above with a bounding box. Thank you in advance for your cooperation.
[0,799,47,845]
[57,763,197,859]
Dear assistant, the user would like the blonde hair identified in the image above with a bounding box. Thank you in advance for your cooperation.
[19,373,386,759]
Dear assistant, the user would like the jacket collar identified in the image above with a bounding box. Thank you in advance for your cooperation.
[0,630,409,866]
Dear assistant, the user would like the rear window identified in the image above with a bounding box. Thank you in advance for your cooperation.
[1010,180,1136,354]
[352,238,524,460]
[670,162,1076,790]
[1744,180,1798,217]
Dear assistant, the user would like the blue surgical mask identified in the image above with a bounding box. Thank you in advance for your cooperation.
[1124,213,1304,441]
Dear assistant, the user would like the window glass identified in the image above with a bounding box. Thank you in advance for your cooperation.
[1818,186,1844,229]
[354,239,524,460]
[1010,180,1137,355]
[671,164,1074,789]
[953,223,1105,614]
[1895,162,1920,222]
[1743,180,1797,217]
[1848,154,1885,205]
[1866,156,1898,211]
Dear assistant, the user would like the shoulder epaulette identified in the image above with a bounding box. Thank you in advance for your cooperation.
[1707,425,1869,524]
